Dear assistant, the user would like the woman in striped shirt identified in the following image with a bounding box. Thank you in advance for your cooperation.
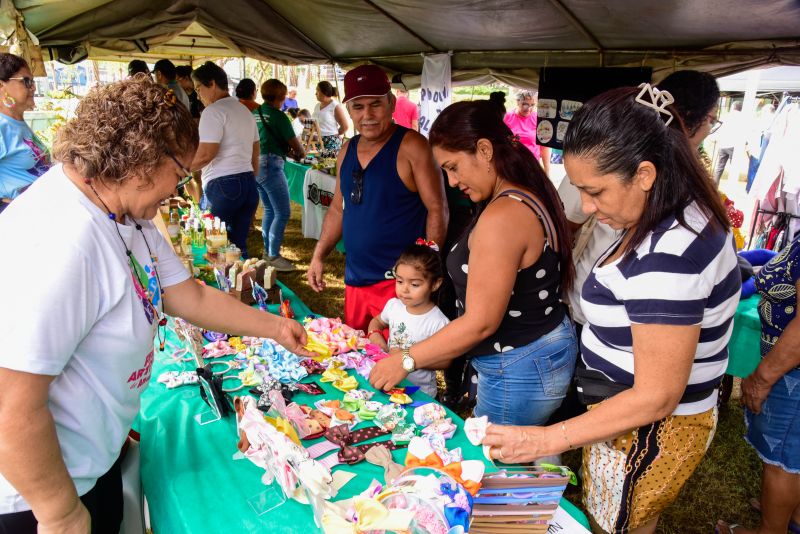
[483,85,740,534]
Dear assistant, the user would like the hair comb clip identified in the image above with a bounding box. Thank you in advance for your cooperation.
[415,238,439,252]
[634,83,674,126]
[507,133,520,147]
[163,89,177,108]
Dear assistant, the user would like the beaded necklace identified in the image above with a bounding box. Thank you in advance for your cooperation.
[88,181,168,351]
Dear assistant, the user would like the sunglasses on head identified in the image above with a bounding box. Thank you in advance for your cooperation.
[166,150,193,189]
[7,76,35,90]
[351,168,364,205]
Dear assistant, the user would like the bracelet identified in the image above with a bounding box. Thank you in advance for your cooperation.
[560,421,574,450]
[367,330,383,338]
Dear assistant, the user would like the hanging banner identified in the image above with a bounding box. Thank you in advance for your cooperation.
[418,53,451,138]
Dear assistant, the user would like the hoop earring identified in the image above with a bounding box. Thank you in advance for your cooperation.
[2,94,15,108]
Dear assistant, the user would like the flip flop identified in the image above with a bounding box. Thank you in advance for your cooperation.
[749,498,800,534]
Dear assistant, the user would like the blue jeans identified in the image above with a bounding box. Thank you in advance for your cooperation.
[471,316,578,426]
[204,172,258,258]
[255,154,291,257]
[745,367,800,473]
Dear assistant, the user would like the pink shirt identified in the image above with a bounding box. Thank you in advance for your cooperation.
[393,95,419,129]
[503,111,541,161]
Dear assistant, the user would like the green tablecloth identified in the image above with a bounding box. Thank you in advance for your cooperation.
[285,160,311,206]
[137,282,588,532]
[726,295,761,378]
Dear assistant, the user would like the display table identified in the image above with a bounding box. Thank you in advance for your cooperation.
[136,293,590,531]
[286,160,311,206]
[726,295,761,378]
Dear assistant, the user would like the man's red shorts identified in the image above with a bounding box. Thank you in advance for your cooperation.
[344,280,396,332]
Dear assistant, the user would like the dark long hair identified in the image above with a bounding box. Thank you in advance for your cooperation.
[563,86,729,255]
[429,100,574,292]
[657,70,720,135]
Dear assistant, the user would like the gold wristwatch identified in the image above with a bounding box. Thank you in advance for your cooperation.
[401,349,416,372]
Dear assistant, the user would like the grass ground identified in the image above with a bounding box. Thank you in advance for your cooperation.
[249,206,765,534]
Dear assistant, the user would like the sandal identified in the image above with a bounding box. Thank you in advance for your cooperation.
[749,498,800,534]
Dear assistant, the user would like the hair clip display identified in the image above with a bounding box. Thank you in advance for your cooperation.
[634,83,675,126]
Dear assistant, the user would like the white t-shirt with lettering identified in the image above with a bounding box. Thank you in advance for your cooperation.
[0,165,190,512]
[198,95,259,186]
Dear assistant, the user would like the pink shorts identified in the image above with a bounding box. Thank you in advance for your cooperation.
[344,280,396,332]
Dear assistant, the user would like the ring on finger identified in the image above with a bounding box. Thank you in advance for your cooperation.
[494,447,504,460]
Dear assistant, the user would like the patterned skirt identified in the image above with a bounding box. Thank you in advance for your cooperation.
[582,406,717,533]
[321,135,342,153]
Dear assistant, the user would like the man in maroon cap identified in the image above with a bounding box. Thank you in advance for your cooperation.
[307,64,448,333]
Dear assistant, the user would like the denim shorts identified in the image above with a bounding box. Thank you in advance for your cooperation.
[745,366,800,473]
[471,316,578,426]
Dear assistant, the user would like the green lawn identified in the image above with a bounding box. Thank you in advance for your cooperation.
[250,205,765,533]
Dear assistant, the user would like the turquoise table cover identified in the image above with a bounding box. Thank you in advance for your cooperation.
[137,282,589,532]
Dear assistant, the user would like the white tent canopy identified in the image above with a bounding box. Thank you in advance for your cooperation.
[5,0,800,86]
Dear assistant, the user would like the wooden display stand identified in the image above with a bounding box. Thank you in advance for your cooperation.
[301,118,324,154]
[227,260,281,305]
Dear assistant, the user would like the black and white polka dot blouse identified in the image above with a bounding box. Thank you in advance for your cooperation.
[446,189,567,357]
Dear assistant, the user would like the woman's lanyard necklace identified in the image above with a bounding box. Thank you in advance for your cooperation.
[88,182,168,351]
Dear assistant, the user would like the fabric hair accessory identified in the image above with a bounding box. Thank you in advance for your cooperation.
[464,415,489,446]
[157,370,199,389]
[357,401,383,421]
[415,238,440,252]
[413,403,447,426]
[391,420,417,445]
[365,444,405,485]
[635,83,675,126]
[321,495,414,533]
[405,436,484,495]
[421,418,456,441]
[163,88,177,108]
[375,403,407,431]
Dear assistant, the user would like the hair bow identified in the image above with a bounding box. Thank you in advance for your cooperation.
[321,496,414,533]
[415,238,440,252]
[405,436,484,495]
[635,83,675,126]
[364,444,405,484]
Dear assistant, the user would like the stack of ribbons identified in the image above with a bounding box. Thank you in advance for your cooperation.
[470,466,575,534]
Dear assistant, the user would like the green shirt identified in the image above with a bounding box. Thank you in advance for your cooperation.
[253,104,296,157]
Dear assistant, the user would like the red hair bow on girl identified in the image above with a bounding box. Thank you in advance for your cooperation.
[415,238,439,252]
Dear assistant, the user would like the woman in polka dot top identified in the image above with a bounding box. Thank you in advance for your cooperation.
[369,100,577,427]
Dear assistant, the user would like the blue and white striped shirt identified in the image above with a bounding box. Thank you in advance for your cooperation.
[580,202,741,415]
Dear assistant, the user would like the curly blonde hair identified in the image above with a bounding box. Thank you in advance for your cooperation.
[53,75,198,186]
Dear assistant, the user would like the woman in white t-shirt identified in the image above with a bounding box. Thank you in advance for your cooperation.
[190,61,260,257]
[312,81,348,152]
[0,77,310,534]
